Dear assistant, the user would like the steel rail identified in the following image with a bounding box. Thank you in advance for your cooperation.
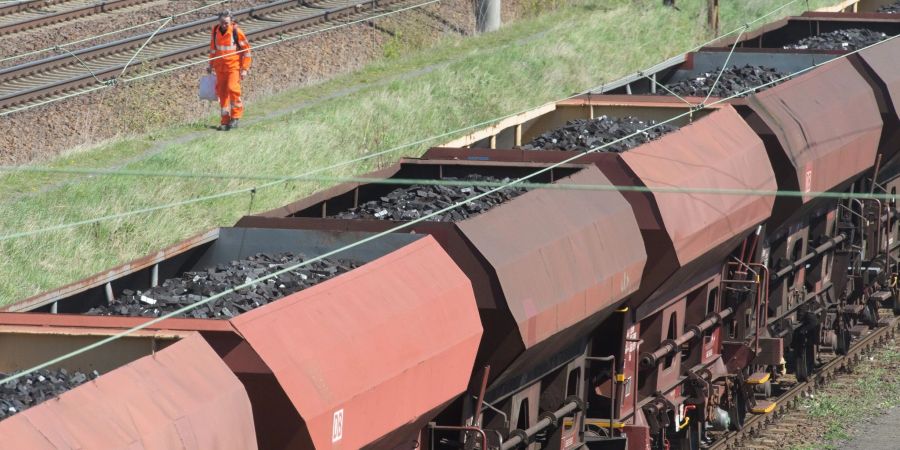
[0,0,67,17]
[0,0,306,81]
[0,0,153,36]
[0,0,397,111]
[709,315,900,449]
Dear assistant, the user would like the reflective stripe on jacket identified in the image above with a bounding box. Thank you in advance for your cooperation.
[209,23,252,71]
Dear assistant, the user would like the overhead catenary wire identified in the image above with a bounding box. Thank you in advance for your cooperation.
[0,0,230,64]
[0,0,443,117]
[0,0,832,241]
[701,25,748,105]
[2,166,899,202]
[119,15,174,78]
[0,0,807,117]
[1,21,894,386]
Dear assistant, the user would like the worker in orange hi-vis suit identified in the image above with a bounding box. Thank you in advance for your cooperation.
[207,11,251,131]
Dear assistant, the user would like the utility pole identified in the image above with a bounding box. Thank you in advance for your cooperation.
[475,0,500,33]
[708,0,720,35]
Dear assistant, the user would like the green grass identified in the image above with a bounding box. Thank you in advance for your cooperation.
[789,345,900,450]
[0,0,837,302]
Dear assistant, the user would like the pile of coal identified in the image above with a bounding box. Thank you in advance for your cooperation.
[518,115,679,153]
[663,65,787,98]
[86,253,356,319]
[877,1,900,13]
[332,174,527,222]
[0,368,100,420]
[785,28,888,50]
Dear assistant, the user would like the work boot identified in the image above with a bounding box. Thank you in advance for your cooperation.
[218,123,231,131]
[229,118,240,129]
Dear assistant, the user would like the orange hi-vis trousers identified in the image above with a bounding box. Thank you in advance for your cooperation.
[216,69,243,125]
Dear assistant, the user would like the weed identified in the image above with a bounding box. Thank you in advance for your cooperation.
[0,0,841,301]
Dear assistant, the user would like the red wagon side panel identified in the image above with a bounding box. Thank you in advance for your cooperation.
[621,105,776,265]
[747,57,882,201]
[458,165,646,348]
[859,37,900,117]
[231,236,482,449]
[0,334,257,449]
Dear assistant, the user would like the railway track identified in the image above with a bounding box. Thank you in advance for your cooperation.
[0,0,410,114]
[709,315,900,450]
[0,0,156,36]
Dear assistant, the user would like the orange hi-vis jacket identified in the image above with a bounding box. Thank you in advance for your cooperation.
[209,23,251,72]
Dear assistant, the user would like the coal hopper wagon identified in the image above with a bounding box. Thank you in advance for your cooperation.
[3,6,900,450]
[414,10,900,450]
[0,226,483,449]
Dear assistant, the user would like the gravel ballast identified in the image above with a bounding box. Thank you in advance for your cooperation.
[0,0,532,164]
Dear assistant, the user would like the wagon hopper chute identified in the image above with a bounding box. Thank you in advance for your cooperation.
[239,159,646,442]
[0,227,482,450]
[0,330,257,449]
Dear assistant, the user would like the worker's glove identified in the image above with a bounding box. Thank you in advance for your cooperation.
[206,65,212,74]
[240,69,248,80]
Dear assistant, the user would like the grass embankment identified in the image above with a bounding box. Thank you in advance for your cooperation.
[0,0,835,302]
[790,340,900,450]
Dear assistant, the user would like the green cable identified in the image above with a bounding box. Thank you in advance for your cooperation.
[2,166,898,201]
[0,29,890,385]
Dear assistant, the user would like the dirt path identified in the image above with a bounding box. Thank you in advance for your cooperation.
[837,406,900,450]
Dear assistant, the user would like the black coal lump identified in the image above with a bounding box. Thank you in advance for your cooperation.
[518,115,679,153]
[331,174,528,222]
[0,368,100,420]
[663,64,788,98]
[878,1,900,13]
[785,28,889,51]
[86,253,358,319]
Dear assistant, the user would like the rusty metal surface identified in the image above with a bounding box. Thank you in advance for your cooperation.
[0,311,236,332]
[859,35,900,117]
[458,165,646,348]
[710,15,900,49]
[0,324,187,374]
[0,333,258,449]
[241,160,645,396]
[709,316,900,449]
[747,57,882,203]
[231,236,482,449]
[620,105,776,265]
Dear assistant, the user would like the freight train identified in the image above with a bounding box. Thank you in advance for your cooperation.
[2,6,900,450]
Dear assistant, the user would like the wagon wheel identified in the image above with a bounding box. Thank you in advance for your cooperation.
[836,327,851,355]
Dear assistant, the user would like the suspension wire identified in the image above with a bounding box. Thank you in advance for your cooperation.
[2,165,898,201]
[119,16,174,79]
[0,0,844,240]
[0,0,230,64]
[1,26,895,386]
[124,0,445,83]
[642,71,693,106]
[50,45,107,85]
[0,0,443,117]
[0,0,813,130]
[586,0,805,96]
[0,0,807,117]
[701,25,748,106]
